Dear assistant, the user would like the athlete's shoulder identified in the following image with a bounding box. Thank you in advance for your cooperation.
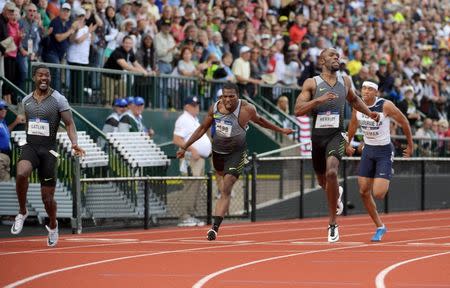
[22,93,33,103]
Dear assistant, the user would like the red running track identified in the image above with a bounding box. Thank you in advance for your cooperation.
[1,210,449,288]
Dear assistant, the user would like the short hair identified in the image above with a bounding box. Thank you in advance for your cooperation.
[122,35,133,43]
[222,82,239,95]
[33,64,50,76]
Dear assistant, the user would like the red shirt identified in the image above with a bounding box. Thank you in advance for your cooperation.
[289,25,307,44]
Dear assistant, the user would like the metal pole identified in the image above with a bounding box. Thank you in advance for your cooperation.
[299,159,304,219]
[71,157,82,234]
[144,181,149,229]
[251,153,257,222]
[278,161,284,199]
[207,171,213,225]
[244,171,249,216]
[421,160,425,211]
[342,160,347,216]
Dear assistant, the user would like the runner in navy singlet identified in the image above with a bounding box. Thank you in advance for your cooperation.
[346,81,413,241]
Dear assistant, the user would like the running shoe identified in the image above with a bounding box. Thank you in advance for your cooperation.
[178,217,206,227]
[371,226,387,242]
[11,210,29,235]
[336,186,344,215]
[328,224,339,243]
[46,221,59,247]
[207,229,217,241]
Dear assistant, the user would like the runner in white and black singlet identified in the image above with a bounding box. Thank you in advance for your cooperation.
[10,64,85,247]
[177,82,293,241]
[346,80,413,242]
[294,48,380,242]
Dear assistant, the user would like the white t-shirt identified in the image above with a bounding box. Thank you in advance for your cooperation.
[174,111,212,158]
[67,25,91,65]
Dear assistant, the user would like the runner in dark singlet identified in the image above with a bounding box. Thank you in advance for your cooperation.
[10,64,85,247]
[177,82,293,241]
[294,48,380,242]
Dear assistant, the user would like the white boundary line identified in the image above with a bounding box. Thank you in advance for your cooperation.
[1,209,448,244]
[3,226,450,288]
[374,251,450,288]
[1,217,448,256]
[191,234,450,288]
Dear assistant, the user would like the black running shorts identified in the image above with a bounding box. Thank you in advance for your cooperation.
[212,148,247,178]
[311,131,345,175]
[20,144,58,187]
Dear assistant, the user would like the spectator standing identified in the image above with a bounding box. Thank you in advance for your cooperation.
[3,6,21,105]
[41,3,74,91]
[173,96,211,227]
[398,86,421,130]
[0,100,25,181]
[154,19,176,74]
[232,46,261,97]
[135,33,156,73]
[103,5,118,61]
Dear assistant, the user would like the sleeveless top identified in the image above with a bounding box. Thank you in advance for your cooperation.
[212,99,247,154]
[311,75,348,136]
[356,98,390,146]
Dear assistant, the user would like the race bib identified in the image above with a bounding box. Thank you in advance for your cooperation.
[216,120,233,137]
[28,118,50,136]
[315,112,339,129]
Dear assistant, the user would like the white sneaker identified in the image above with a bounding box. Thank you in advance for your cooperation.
[177,217,198,227]
[336,186,344,216]
[193,217,205,227]
[46,221,59,247]
[328,224,339,243]
[11,210,29,235]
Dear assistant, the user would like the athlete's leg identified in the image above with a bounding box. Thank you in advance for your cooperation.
[325,156,340,225]
[15,160,33,215]
[358,176,383,228]
[372,178,390,200]
[214,173,238,218]
[41,186,57,229]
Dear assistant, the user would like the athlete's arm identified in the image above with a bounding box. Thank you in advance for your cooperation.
[345,109,359,156]
[344,76,380,122]
[177,106,214,158]
[383,100,414,157]
[294,78,337,116]
[248,104,293,135]
[61,110,86,157]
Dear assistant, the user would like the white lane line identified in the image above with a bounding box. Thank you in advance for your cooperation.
[375,251,450,288]
[2,209,449,244]
[66,238,138,243]
[191,235,450,288]
[291,241,364,245]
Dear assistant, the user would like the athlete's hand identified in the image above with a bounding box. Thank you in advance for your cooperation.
[403,145,413,158]
[345,144,355,156]
[176,149,186,159]
[72,144,86,157]
[317,92,338,104]
[281,128,294,135]
[369,112,380,122]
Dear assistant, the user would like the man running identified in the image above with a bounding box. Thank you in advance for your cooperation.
[177,82,293,241]
[346,80,413,241]
[11,64,85,247]
[294,48,380,242]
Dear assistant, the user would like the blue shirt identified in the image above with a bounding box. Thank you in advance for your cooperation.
[47,17,72,59]
[0,119,10,152]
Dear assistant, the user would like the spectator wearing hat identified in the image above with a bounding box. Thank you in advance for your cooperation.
[154,18,176,74]
[115,1,132,28]
[103,36,148,103]
[116,18,138,52]
[232,45,261,97]
[118,96,154,137]
[398,85,421,129]
[0,100,25,181]
[173,96,211,227]
[102,98,128,134]
[41,2,75,91]
[156,5,172,30]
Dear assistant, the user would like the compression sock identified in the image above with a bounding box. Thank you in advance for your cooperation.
[212,216,223,232]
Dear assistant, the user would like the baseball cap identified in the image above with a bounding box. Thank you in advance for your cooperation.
[126,96,135,105]
[184,96,199,106]
[0,99,8,109]
[240,46,251,54]
[162,19,172,26]
[4,2,16,11]
[75,8,86,16]
[133,96,145,106]
[61,2,71,10]
[113,98,128,107]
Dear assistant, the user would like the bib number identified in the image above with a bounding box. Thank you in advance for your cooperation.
[28,118,50,136]
[315,112,339,129]
[216,120,232,137]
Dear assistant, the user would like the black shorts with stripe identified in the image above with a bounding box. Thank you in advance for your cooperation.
[311,131,345,175]
[20,143,58,187]
[212,148,247,178]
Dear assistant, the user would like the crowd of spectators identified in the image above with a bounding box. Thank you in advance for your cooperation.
[0,0,449,140]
